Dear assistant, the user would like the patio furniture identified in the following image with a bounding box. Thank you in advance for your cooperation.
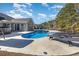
[49,32,72,43]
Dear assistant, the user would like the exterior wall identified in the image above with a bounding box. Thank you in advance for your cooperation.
[0,13,34,33]
[0,23,11,34]
[23,24,28,31]
[27,21,34,31]
[0,19,34,33]
[0,28,11,34]
[10,23,30,32]
[10,23,28,32]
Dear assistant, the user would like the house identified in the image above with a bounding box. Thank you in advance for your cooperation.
[0,13,34,34]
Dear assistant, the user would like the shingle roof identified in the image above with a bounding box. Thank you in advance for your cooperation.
[0,13,14,20]
[0,13,33,24]
[0,18,33,24]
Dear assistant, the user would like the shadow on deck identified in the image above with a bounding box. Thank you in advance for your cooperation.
[52,38,79,47]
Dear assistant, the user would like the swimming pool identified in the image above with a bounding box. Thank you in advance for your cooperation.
[21,30,48,38]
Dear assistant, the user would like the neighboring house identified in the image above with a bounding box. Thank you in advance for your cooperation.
[0,13,34,34]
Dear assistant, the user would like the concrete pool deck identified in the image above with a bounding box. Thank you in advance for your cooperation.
[0,31,79,55]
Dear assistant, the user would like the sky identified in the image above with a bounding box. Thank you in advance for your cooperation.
[0,3,65,24]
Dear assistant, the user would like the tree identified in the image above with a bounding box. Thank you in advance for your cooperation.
[55,3,79,32]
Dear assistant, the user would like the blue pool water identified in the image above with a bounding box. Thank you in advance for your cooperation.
[21,30,48,38]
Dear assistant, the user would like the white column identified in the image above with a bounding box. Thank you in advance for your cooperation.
[24,24,28,31]
[19,24,21,31]
[22,24,24,31]
[13,24,15,31]
[9,24,11,32]
[26,24,28,31]
[21,24,23,31]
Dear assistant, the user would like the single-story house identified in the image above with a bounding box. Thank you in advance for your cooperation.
[0,13,34,34]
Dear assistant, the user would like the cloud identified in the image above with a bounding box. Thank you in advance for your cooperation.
[25,3,32,7]
[49,14,57,19]
[11,14,24,18]
[38,13,47,18]
[7,3,32,18]
[7,10,24,18]
[41,3,49,7]
[51,5,63,9]
[29,9,33,12]
[13,3,26,9]
[23,10,32,16]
